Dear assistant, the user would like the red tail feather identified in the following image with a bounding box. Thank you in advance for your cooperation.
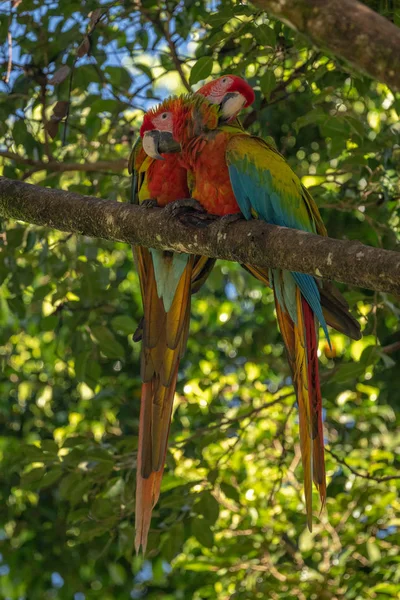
[301,298,326,507]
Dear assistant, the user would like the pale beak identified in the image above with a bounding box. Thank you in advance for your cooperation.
[142,130,181,160]
[143,130,164,160]
[220,92,246,121]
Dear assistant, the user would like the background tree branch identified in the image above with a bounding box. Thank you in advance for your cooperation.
[0,151,127,174]
[252,0,400,91]
[1,176,399,295]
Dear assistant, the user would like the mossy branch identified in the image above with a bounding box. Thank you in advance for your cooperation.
[0,176,399,295]
[253,0,400,91]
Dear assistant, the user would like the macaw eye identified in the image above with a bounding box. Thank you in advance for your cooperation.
[222,78,227,83]
[161,113,168,119]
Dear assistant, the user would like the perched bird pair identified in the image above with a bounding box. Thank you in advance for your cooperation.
[130,75,361,553]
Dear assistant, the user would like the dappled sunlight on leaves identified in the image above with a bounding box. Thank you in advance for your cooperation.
[0,0,399,598]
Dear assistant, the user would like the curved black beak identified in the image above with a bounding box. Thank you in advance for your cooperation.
[142,130,181,160]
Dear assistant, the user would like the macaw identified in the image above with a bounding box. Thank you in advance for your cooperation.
[140,91,361,529]
[130,76,255,554]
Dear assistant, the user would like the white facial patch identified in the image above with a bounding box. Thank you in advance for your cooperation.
[142,132,163,160]
[221,94,246,119]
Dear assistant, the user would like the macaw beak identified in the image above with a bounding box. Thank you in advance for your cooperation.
[142,130,181,160]
[220,92,246,121]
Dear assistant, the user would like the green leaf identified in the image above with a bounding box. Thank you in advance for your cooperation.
[254,24,276,47]
[74,351,88,380]
[161,523,185,561]
[294,107,326,132]
[319,116,350,139]
[108,563,127,586]
[38,467,63,489]
[84,359,102,390]
[191,518,214,548]
[105,66,132,89]
[136,29,149,50]
[135,63,153,80]
[260,71,277,101]
[194,491,219,526]
[111,315,136,335]
[79,517,117,542]
[91,326,125,359]
[40,440,58,454]
[91,498,114,519]
[332,361,366,384]
[360,344,378,367]
[366,540,382,563]
[59,472,82,500]
[189,57,213,86]
[68,479,93,506]
[220,482,240,504]
[21,467,46,487]
[207,10,232,28]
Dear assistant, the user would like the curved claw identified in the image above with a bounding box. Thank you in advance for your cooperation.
[133,317,144,342]
[140,199,159,209]
[220,212,244,225]
[163,198,205,218]
[162,198,216,227]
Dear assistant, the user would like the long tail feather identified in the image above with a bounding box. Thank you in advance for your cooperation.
[244,263,361,340]
[134,247,194,554]
[275,292,313,529]
[294,290,314,529]
[302,297,326,509]
[274,283,326,529]
[135,378,176,554]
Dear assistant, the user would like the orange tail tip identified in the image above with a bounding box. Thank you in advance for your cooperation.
[135,377,175,555]
[135,468,164,554]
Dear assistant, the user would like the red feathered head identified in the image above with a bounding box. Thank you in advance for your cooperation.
[198,74,255,121]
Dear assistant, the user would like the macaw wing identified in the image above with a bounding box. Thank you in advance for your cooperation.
[226,134,324,232]
[226,134,328,335]
[128,136,153,205]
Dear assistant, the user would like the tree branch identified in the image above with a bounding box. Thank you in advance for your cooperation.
[0,176,399,295]
[0,151,127,174]
[252,0,400,91]
[326,448,400,483]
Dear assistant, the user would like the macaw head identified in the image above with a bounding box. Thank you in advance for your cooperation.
[140,97,189,160]
[140,75,254,160]
[140,94,222,160]
[198,74,255,121]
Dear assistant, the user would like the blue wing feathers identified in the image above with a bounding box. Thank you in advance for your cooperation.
[227,142,330,342]
[292,272,329,342]
[228,166,253,220]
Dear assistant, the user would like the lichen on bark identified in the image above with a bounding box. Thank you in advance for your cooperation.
[1,176,399,295]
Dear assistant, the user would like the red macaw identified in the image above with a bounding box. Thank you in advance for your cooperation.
[130,76,255,553]
[140,91,361,529]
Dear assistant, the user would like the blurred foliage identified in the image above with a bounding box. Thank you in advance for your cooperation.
[1,0,400,599]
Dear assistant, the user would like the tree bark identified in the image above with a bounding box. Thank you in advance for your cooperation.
[0,176,399,295]
[252,0,400,91]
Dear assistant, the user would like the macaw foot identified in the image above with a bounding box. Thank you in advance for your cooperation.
[140,199,159,209]
[220,212,244,225]
[163,198,205,217]
[164,199,218,228]
[132,317,143,343]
